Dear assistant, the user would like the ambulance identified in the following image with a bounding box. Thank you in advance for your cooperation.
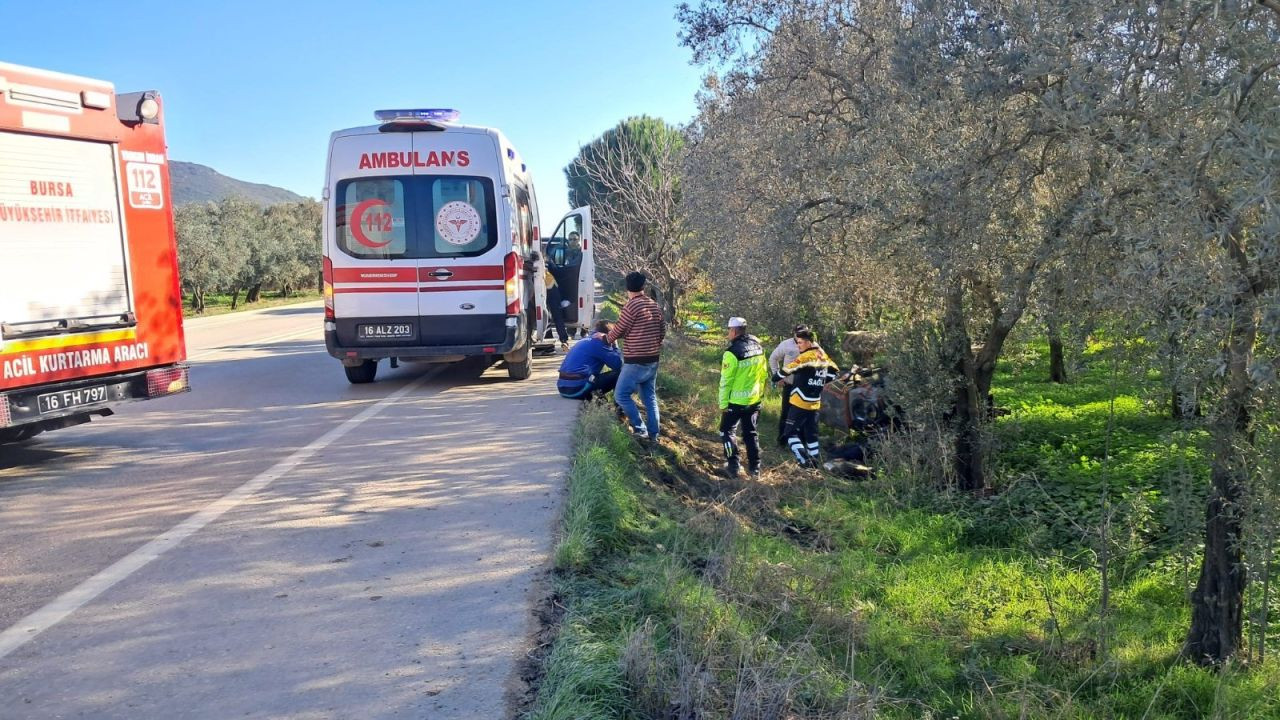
[0,62,189,443]
[322,109,595,383]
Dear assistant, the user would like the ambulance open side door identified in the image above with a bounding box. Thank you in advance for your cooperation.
[543,206,595,335]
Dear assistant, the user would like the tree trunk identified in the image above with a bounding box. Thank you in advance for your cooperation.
[1048,320,1067,383]
[246,283,262,304]
[943,287,986,491]
[1172,388,1189,421]
[1183,294,1257,665]
[1183,450,1249,664]
[659,280,680,326]
[230,287,240,310]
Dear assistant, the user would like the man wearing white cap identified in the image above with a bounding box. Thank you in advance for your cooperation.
[718,316,769,477]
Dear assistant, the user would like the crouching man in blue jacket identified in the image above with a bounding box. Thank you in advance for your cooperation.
[557,320,623,400]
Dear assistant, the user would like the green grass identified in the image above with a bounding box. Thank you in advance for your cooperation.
[182,291,322,318]
[526,337,1280,718]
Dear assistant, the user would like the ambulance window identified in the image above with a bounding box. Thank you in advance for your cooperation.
[427,177,496,257]
[515,187,534,250]
[335,178,410,259]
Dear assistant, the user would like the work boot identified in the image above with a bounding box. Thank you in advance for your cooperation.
[720,463,742,479]
[747,466,761,479]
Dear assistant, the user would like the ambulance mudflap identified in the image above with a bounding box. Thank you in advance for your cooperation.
[322,109,594,384]
[0,62,190,443]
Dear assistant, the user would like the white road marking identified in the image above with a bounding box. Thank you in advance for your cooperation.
[0,370,437,661]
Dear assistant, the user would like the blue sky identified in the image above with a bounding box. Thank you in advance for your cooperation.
[5,0,703,222]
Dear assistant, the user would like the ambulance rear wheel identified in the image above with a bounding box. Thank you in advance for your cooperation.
[506,344,532,381]
[344,360,378,384]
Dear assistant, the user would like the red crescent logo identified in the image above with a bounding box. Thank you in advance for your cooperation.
[351,199,393,248]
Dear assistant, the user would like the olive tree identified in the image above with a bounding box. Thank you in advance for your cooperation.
[1097,0,1280,664]
[175,201,247,313]
[680,0,1280,664]
[681,0,1117,490]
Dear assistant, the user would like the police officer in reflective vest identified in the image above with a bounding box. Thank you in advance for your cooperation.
[719,317,770,478]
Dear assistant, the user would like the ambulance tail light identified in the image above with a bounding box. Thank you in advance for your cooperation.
[0,395,11,428]
[322,256,335,320]
[504,252,521,315]
[145,366,189,398]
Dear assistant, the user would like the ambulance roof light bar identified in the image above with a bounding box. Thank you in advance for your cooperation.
[375,108,460,124]
[375,108,459,133]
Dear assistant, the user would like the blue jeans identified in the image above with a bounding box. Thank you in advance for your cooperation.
[615,361,659,438]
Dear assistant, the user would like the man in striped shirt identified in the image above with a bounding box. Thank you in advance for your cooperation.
[606,271,666,441]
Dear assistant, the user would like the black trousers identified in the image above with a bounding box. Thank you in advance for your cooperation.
[546,285,569,343]
[776,385,794,446]
[783,407,820,463]
[558,369,619,400]
[720,403,761,472]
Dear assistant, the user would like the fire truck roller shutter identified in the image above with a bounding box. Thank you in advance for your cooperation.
[0,131,133,335]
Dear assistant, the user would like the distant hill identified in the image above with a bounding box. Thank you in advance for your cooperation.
[171,161,308,206]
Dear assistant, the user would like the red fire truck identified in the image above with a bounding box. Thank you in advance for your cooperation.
[0,61,189,443]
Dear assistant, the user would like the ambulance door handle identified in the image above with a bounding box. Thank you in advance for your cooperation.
[427,269,454,279]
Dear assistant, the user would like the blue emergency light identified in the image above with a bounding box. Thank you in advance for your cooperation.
[374,108,460,124]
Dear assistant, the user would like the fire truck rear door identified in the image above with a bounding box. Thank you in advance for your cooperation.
[0,131,132,338]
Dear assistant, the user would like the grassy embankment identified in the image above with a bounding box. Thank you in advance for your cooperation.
[525,330,1280,718]
[182,291,322,319]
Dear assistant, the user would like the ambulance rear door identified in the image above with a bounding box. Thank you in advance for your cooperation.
[411,130,509,348]
[327,131,420,346]
[545,206,596,332]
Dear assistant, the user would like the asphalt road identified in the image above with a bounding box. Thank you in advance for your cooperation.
[0,302,573,719]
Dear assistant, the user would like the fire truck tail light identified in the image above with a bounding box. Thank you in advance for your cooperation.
[145,366,189,397]
[0,395,11,428]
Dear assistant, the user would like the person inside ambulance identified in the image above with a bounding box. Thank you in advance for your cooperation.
[547,232,583,269]
[564,232,584,267]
